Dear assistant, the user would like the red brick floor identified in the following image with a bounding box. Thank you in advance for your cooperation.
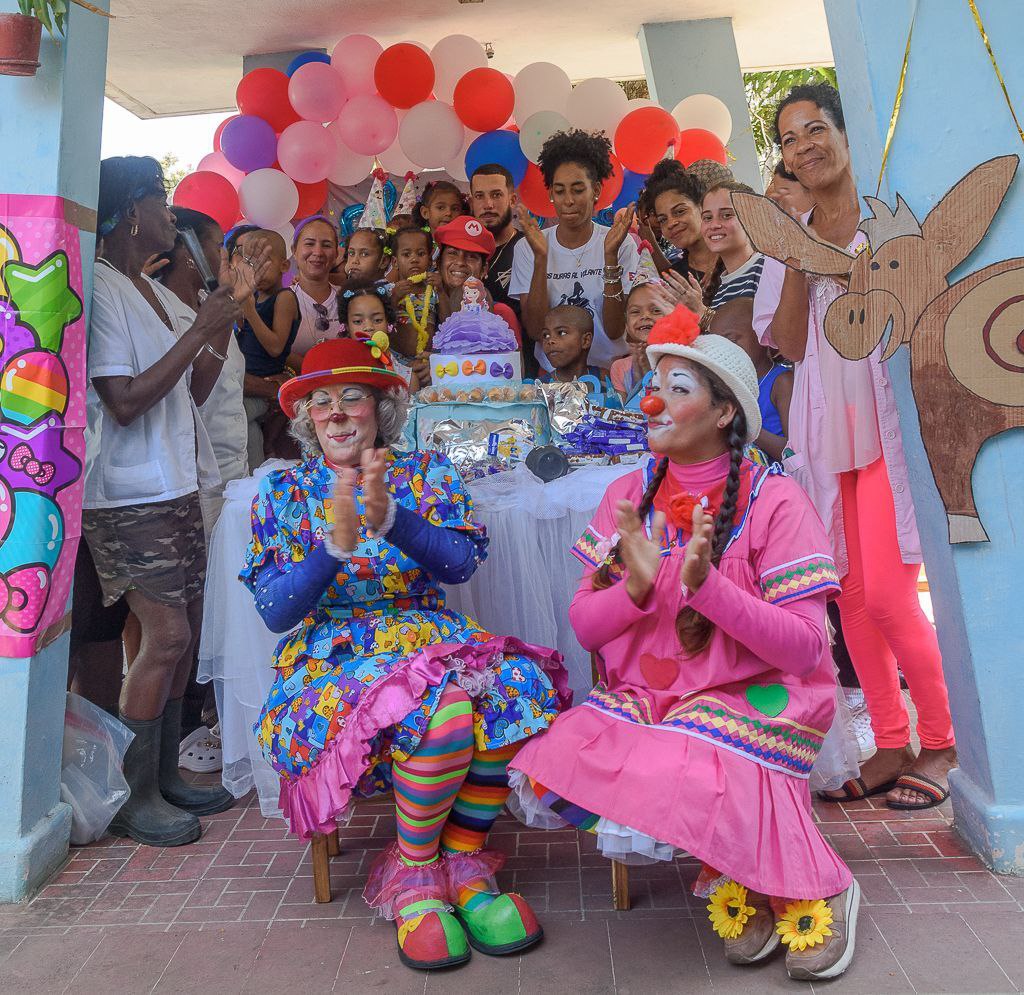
[1,780,1023,993]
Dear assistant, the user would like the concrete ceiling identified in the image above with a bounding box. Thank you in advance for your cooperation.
[105,0,833,118]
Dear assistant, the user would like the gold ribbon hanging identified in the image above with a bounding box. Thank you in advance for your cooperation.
[875,1,917,195]
[967,0,1024,147]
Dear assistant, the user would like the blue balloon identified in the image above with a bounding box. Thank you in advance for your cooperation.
[612,169,648,213]
[286,51,332,77]
[465,131,528,188]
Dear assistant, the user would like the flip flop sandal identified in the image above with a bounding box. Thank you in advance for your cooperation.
[886,772,950,810]
[818,776,898,803]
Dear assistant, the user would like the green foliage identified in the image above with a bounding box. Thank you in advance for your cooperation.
[159,153,187,195]
[17,0,68,36]
[744,67,838,175]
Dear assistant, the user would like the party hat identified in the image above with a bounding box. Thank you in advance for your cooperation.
[632,241,661,286]
[358,168,389,230]
[393,172,418,219]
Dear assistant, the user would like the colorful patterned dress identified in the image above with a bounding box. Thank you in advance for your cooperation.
[241,450,570,838]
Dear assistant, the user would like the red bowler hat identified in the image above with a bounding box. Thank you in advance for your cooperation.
[433,215,496,258]
[278,337,408,418]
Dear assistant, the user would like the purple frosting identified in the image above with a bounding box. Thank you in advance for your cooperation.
[433,309,517,354]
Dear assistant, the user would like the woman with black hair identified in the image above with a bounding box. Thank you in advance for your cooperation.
[510,305,859,981]
[510,129,639,371]
[85,156,272,846]
[645,158,718,285]
[753,83,955,811]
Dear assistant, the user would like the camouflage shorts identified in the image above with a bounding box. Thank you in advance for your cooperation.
[82,494,207,608]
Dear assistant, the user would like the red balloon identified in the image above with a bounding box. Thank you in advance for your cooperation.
[374,43,435,109]
[172,171,239,232]
[293,178,329,219]
[213,115,238,153]
[596,153,625,211]
[614,106,679,174]
[236,68,299,132]
[676,128,727,167]
[517,163,554,218]
[453,68,514,132]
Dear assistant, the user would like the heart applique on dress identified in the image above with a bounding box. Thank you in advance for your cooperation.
[744,684,790,718]
[639,653,680,691]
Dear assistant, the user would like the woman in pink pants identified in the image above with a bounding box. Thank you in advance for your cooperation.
[752,82,955,809]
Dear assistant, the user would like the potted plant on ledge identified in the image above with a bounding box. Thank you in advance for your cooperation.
[0,0,109,77]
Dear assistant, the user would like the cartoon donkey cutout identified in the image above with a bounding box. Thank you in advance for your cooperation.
[733,156,1024,543]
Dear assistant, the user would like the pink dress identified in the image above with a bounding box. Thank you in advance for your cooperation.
[509,454,853,900]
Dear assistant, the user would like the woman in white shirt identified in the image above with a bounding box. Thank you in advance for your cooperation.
[86,156,270,847]
[161,206,249,539]
[511,130,639,370]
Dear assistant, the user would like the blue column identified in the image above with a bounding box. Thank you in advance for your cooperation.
[0,0,109,901]
[825,0,1024,873]
[637,18,761,190]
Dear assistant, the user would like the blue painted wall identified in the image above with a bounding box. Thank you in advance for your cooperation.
[826,0,1024,869]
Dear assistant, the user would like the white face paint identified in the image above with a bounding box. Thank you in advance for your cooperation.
[646,366,701,436]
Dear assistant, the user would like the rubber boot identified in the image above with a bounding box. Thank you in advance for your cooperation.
[158,698,236,816]
[108,715,201,847]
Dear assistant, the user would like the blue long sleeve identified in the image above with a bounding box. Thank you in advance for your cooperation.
[252,542,340,633]
[386,503,484,584]
[252,503,484,632]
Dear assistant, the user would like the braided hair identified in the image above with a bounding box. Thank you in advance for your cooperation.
[592,363,747,655]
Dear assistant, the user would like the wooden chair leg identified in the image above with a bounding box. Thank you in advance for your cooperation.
[327,828,340,856]
[311,833,332,904]
[612,859,630,911]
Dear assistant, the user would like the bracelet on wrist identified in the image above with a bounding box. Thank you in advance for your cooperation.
[324,534,354,560]
[203,342,228,362]
[698,307,716,333]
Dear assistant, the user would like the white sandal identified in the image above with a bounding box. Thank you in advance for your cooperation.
[178,723,223,773]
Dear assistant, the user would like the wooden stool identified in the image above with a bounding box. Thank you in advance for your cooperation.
[591,652,630,911]
[310,828,341,903]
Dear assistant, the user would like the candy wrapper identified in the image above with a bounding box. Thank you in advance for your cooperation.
[533,380,591,437]
[534,381,649,459]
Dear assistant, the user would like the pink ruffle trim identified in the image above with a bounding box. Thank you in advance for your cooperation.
[363,842,449,919]
[278,636,569,839]
[443,848,506,893]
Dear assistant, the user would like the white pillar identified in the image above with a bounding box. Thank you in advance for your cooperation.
[638,18,761,190]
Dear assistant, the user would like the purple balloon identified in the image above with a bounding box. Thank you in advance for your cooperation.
[220,115,278,173]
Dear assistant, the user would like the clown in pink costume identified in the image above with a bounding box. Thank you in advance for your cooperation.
[509,305,860,982]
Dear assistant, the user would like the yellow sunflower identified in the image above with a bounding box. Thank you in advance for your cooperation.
[775,899,834,951]
[706,881,756,940]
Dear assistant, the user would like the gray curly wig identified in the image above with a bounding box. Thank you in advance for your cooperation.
[289,386,411,457]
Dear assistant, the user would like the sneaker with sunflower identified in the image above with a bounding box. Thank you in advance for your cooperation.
[706,880,780,965]
[776,879,861,980]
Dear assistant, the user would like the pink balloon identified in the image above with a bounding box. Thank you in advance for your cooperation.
[331,34,382,97]
[335,93,398,156]
[277,121,336,184]
[198,151,245,189]
[288,62,348,122]
[325,123,373,185]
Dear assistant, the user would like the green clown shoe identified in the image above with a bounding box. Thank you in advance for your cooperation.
[454,893,544,956]
[395,899,470,971]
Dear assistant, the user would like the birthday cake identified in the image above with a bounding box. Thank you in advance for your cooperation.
[430,278,523,390]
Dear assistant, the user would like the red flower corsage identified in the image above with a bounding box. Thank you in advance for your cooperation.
[648,304,700,347]
[668,492,715,529]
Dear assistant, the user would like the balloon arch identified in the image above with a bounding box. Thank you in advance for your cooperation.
[172,33,732,239]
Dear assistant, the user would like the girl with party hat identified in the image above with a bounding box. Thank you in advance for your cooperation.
[509,305,860,982]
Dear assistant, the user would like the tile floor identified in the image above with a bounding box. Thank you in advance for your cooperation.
[1,777,1023,994]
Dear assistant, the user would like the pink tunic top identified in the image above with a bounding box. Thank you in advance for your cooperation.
[511,455,852,900]
[752,238,921,577]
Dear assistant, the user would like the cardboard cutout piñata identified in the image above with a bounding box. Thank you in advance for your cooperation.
[732,155,1024,544]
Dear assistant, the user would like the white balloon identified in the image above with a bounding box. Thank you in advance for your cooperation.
[513,62,571,123]
[399,100,465,168]
[431,34,488,103]
[238,169,299,229]
[519,109,570,163]
[566,77,629,137]
[378,140,418,178]
[326,124,373,186]
[671,93,733,145]
[443,128,480,183]
[626,97,658,111]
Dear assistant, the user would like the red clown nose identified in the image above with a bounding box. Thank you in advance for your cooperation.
[640,394,665,416]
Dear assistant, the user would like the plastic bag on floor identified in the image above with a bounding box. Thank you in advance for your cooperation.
[60,693,134,845]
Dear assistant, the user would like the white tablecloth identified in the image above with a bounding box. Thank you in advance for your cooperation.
[198,459,639,818]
